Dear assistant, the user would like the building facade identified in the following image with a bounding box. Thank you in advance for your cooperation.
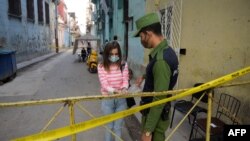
[0,0,57,63]
[145,0,250,123]
[86,0,95,35]
[68,12,81,46]
[57,0,70,48]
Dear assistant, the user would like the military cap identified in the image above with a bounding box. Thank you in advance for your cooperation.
[134,13,160,37]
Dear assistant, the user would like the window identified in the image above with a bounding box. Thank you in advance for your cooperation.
[160,6,173,41]
[37,0,44,24]
[160,9,166,37]
[26,0,34,21]
[45,2,50,25]
[166,6,173,41]
[160,0,182,56]
[8,0,22,18]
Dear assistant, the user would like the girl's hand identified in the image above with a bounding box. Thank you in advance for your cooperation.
[121,88,128,94]
[114,88,127,94]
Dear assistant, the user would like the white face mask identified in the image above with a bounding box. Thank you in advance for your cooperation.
[109,55,120,62]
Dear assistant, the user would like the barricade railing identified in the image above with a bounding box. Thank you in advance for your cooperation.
[0,66,249,141]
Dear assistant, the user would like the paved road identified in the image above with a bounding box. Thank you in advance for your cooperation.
[0,49,132,141]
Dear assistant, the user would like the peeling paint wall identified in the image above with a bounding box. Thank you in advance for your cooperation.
[180,0,250,123]
[0,0,56,63]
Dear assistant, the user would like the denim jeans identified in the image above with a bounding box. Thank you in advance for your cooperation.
[102,98,127,141]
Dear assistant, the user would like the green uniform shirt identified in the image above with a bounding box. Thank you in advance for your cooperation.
[144,39,171,132]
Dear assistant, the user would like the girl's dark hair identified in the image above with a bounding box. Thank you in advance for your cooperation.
[140,22,162,36]
[103,41,122,71]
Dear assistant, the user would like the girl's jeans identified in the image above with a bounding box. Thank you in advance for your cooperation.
[102,98,127,141]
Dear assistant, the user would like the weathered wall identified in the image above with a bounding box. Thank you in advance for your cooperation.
[112,0,125,57]
[146,0,170,13]
[180,0,250,123]
[0,0,55,63]
[127,0,146,77]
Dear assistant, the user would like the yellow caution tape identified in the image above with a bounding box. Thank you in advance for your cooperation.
[0,89,186,108]
[2,81,250,108]
[12,66,250,141]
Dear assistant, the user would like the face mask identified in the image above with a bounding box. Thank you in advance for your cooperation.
[109,55,119,62]
[141,33,151,49]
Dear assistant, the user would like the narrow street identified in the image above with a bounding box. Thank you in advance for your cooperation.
[0,49,132,141]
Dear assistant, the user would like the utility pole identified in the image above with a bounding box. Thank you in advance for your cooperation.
[54,0,59,53]
[124,0,129,60]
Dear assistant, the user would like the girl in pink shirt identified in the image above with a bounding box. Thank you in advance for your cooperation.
[97,41,129,141]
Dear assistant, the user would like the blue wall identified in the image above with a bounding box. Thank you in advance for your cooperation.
[92,0,146,71]
[112,0,125,58]
[93,0,125,56]
[127,0,146,75]
[0,0,55,63]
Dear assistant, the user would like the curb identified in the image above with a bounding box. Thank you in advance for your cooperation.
[16,50,66,71]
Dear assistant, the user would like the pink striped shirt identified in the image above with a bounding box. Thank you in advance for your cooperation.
[98,63,129,95]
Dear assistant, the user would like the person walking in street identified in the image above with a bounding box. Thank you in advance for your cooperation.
[81,47,87,62]
[134,13,179,141]
[100,39,108,55]
[87,42,92,56]
[97,41,129,141]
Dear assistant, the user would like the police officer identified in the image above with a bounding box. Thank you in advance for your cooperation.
[134,13,179,141]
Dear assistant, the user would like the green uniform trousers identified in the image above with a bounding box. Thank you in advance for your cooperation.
[142,115,170,141]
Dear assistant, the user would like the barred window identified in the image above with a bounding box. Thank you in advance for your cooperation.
[37,0,44,24]
[27,0,34,21]
[166,6,173,41]
[8,0,22,18]
[160,9,166,37]
[160,6,173,41]
[160,0,182,54]
[45,2,50,25]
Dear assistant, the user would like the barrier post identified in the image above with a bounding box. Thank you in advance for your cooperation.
[69,101,76,141]
[206,92,213,141]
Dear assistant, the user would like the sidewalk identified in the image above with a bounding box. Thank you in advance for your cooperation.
[0,49,69,97]
[17,48,68,70]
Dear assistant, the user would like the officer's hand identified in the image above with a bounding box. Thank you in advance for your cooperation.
[141,133,152,141]
[136,76,144,87]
